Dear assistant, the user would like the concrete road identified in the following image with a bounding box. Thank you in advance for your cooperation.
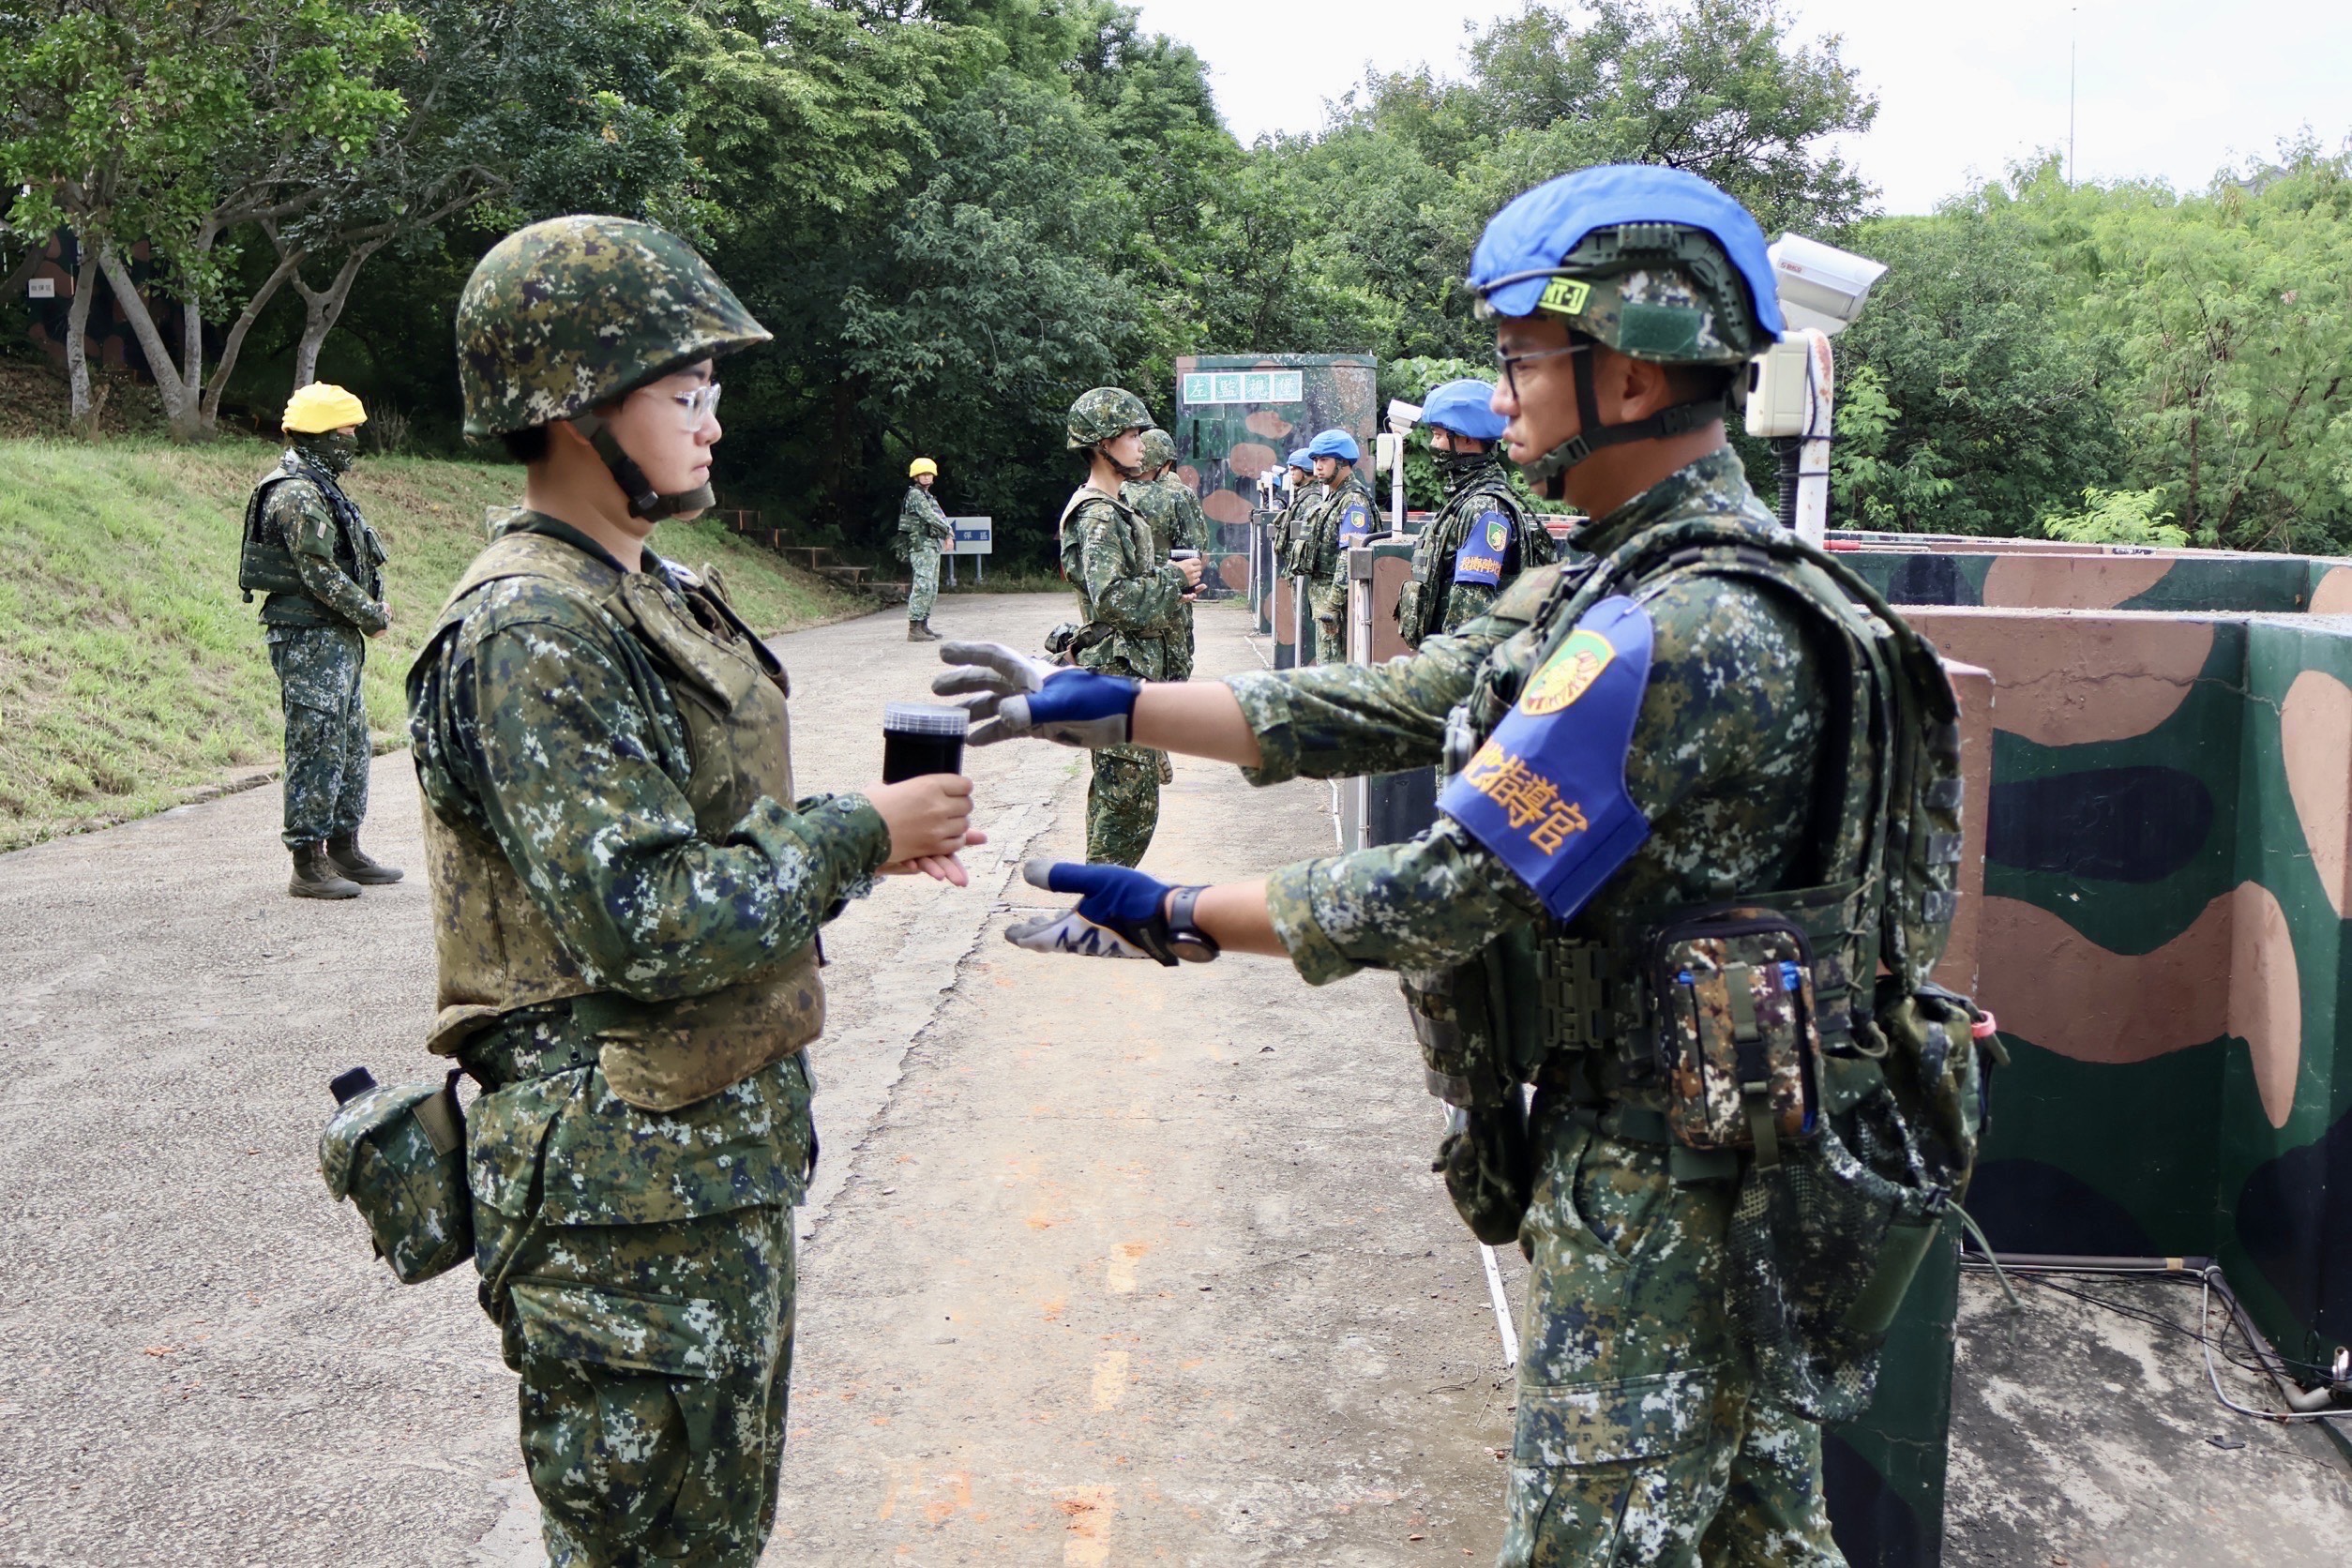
[0,597,1519,1566]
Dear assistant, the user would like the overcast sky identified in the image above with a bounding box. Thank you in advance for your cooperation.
[1130,1,2352,215]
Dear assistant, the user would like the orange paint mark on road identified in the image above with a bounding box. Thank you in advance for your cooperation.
[1041,1294,1067,1322]
[1058,1486,1116,1566]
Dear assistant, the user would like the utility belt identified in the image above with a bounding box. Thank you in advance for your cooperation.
[433,943,824,1112]
[1411,882,1867,1237]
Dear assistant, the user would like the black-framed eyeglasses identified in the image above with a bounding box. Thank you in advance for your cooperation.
[1492,339,1589,399]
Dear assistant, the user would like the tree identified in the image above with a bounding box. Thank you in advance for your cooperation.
[0,0,411,437]
[1827,188,2123,535]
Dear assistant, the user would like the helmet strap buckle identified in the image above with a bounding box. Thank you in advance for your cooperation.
[571,413,713,521]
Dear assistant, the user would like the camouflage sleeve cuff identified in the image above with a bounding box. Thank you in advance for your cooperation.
[1223,671,1304,785]
[1263,857,1364,986]
[733,791,893,910]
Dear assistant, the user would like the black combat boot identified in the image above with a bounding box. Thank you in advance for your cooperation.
[908,618,942,642]
[290,842,363,900]
[326,833,405,885]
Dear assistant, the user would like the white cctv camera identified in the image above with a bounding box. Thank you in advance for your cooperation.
[1766,233,1887,338]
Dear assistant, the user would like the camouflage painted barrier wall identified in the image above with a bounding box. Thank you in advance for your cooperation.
[1872,548,2352,1388]
[1173,354,1378,595]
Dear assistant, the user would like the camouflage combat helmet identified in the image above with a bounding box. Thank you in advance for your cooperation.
[1065,387,1151,450]
[1138,428,1177,470]
[1467,166,1781,368]
[1467,166,1784,486]
[459,216,770,437]
[457,216,765,519]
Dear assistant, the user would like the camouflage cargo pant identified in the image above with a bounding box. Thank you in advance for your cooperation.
[1502,1117,1844,1567]
[908,543,942,624]
[471,1056,811,1568]
[1087,743,1163,867]
[266,623,370,848]
[1312,580,1348,665]
[1165,604,1196,683]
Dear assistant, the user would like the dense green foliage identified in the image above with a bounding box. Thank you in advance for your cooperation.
[6,0,2349,557]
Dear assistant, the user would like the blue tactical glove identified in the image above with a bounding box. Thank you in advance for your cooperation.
[933,641,1140,747]
[1003,860,1218,965]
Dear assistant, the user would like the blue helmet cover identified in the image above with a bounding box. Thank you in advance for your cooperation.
[1419,379,1507,442]
[1467,164,1784,337]
[1307,428,1361,461]
[1286,447,1314,472]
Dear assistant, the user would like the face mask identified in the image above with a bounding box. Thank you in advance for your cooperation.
[297,430,358,476]
[1435,447,1491,494]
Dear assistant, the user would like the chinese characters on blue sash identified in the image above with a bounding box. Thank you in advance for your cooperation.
[1437,595,1653,921]
[1453,508,1512,587]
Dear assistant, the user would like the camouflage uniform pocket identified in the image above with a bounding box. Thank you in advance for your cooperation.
[1512,1366,1718,1468]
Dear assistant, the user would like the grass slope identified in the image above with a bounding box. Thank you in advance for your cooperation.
[0,436,867,850]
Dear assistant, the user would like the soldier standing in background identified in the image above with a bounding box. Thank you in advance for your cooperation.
[237,383,400,900]
[1122,427,1212,682]
[1395,378,1559,648]
[1275,446,1317,581]
[410,214,979,1567]
[939,166,1893,1566]
[1042,388,1201,865]
[1303,428,1372,663]
[898,457,953,642]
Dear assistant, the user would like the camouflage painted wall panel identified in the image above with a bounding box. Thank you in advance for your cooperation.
[1173,354,1379,592]
[1887,565,2352,1376]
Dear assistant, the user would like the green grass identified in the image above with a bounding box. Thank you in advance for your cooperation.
[0,435,868,850]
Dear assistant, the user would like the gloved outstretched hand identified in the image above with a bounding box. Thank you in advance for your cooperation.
[932,641,1139,747]
[1003,860,1214,965]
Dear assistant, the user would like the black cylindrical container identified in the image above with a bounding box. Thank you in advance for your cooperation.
[882,702,968,782]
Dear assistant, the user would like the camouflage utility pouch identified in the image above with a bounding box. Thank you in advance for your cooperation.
[1433,1098,1533,1246]
[320,1069,472,1284]
[1648,909,1818,1165]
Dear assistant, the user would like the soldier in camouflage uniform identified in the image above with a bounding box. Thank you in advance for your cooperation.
[899,457,953,641]
[238,382,400,899]
[1396,378,1560,647]
[1053,389,1202,865]
[1302,429,1373,663]
[1121,428,1212,682]
[939,168,1857,1566]
[408,215,977,1568]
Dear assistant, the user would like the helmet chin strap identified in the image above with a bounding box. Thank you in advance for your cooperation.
[570,412,714,521]
[1520,342,1723,497]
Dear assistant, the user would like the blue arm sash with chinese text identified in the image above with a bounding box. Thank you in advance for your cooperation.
[1336,498,1372,548]
[1453,508,1512,587]
[1437,594,1653,921]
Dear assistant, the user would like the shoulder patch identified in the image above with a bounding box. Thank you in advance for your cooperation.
[1438,596,1654,920]
[1453,507,1513,587]
[1336,498,1373,547]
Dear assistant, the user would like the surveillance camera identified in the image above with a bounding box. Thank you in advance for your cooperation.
[1767,233,1887,338]
[1385,398,1424,437]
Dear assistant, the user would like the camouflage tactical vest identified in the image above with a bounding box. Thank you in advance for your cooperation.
[1395,468,1552,646]
[237,452,382,604]
[415,531,823,1112]
[1412,516,1984,1421]
[1059,487,1174,678]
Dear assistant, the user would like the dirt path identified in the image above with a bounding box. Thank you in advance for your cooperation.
[0,596,1517,1566]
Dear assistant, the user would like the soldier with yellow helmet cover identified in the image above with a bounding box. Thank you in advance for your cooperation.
[235,380,399,897]
[400,214,981,1565]
[897,455,953,641]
